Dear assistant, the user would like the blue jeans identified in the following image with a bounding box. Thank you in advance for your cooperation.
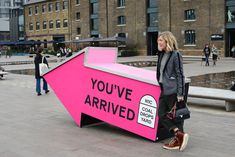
[205,55,209,66]
[36,78,48,94]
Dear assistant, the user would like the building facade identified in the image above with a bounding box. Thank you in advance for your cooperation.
[0,0,25,41]
[24,0,69,51]
[24,0,234,56]
[9,6,25,41]
[70,0,158,55]
[159,0,235,57]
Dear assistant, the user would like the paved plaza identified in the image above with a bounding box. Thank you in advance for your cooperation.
[0,55,235,157]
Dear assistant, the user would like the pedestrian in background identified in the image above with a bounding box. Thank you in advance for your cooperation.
[203,44,211,66]
[34,47,49,96]
[211,44,218,66]
[231,45,235,57]
[156,31,189,151]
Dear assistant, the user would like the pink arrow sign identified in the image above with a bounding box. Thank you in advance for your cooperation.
[43,47,161,141]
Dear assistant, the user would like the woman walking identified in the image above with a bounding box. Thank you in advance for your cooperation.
[156,31,189,151]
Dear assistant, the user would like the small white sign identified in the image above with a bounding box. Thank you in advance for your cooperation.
[137,95,157,128]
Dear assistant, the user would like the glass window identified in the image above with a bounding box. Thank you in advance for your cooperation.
[147,13,157,27]
[227,7,235,23]
[91,18,98,30]
[35,6,39,14]
[118,16,126,25]
[29,23,33,30]
[76,0,80,5]
[63,1,68,10]
[48,3,53,12]
[49,20,53,28]
[147,0,157,8]
[55,2,60,11]
[117,0,125,7]
[43,21,47,29]
[77,27,81,34]
[185,30,196,45]
[184,9,196,20]
[91,2,98,14]
[29,7,32,15]
[56,20,61,28]
[42,4,46,13]
[118,33,126,45]
[36,22,40,30]
[63,19,68,27]
[76,12,80,20]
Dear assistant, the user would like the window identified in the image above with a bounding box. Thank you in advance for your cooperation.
[76,0,80,5]
[91,18,98,30]
[117,0,125,7]
[42,4,46,13]
[118,33,126,45]
[29,23,33,30]
[91,2,98,14]
[147,0,157,8]
[77,27,81,35]
[118,16,126,25]
[35,6,39,14]
[184,9,196,20]
[63,19,68,27]
[55,2,60,11]
[56,20,61,28]
[43,21,47,29]
[76,12,80,20]
[49,20,53,28]
[36,22,40,30]
[48,3,53,12]
[147,13,157,27]
[185,30,196,45]
[63,1,68,10]
[227,7,235,23]
[29,7,32,15]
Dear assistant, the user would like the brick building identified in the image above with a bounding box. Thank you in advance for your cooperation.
[24,0,69,51]
[24,0,235,56]
[70,0,158,55]
[159,0,235,57]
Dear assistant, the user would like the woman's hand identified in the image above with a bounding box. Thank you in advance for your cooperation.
[177,96,184,102]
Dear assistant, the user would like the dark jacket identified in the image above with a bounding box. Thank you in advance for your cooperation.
[34,53,48,79]
[156,51,185,96]
[203,47,211,56]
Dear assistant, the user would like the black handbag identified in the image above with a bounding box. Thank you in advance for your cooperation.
[166,101,190,122]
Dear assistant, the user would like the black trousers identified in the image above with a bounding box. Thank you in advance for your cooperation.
[158,93,183,133]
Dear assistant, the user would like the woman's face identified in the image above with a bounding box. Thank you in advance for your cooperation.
[157,36,167,51]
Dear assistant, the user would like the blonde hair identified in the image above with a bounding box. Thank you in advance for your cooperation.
[158,31,178,52]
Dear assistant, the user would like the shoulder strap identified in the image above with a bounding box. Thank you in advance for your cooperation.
[41,56,44,63]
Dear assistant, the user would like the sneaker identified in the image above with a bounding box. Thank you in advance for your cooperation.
[163,137,180,150]
[45,90,50,94]
[176,130,189,151]
[37,93,42,96]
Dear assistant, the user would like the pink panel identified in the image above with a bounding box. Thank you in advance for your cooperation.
[44,47,161,141]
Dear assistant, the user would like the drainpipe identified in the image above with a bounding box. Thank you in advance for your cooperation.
[106,0,109,37]
[169,0,172,31]
[69,0,72,41]
[209,0,211,45]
